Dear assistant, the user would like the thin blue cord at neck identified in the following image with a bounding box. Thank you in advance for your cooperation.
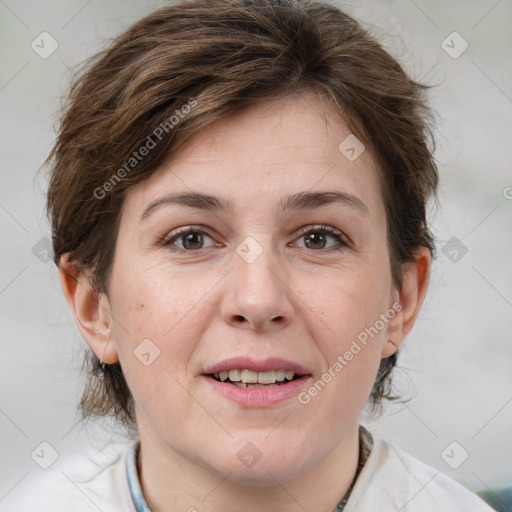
[126,440,152,512]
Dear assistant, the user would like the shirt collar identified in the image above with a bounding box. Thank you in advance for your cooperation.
[126,440,152,512]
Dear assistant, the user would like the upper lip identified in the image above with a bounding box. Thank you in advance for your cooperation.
[202,357,312,376]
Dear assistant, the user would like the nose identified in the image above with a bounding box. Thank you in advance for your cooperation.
[220,239,295,332]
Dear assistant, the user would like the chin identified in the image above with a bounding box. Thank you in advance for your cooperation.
[223,462,307,487]
[204,443,316,487]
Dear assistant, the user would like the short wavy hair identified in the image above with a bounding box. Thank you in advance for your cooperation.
[45,0,438,431]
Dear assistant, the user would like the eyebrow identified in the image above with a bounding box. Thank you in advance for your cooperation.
[140,190,369,221]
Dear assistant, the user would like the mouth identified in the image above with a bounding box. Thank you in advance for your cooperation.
[207,369,306,388]
[201,357,313,406]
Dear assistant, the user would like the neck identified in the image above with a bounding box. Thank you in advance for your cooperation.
[136,422,360,512]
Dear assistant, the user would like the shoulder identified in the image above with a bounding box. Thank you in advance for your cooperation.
[345,434,495,512]
[2,440,137,512]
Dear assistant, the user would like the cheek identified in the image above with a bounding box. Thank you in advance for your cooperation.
[109,275,202,426]
[303,258,392,401]
[109,265,215,384]
[112,263,190,335]
[315,259,391,346]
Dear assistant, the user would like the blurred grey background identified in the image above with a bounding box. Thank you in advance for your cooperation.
[1,0,511,507]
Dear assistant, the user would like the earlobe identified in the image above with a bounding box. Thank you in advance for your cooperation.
[58,253,119,364]
[381,338,399,358]
[381,247,431,358]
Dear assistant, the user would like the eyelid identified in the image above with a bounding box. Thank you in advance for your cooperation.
[160,224,349,251]
[296,224,343,238]
[160,225,217,246]
[293,224,349,249]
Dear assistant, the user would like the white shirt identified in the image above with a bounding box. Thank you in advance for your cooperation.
[5,433,495,512]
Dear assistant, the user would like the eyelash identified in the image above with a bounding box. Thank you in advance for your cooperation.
[160,224,348,252]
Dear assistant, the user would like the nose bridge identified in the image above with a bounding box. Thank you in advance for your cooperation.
[236,234,280,291]
[221,233,294,331]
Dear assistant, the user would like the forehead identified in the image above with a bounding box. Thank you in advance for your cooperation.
[122,92,385,221]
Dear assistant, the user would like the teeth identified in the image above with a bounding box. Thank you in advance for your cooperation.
[234,382,278,388]
[212,369,298,384]
[258,370,276,384]
[228,369,241,382]
[241,369,258,383]
[275,369,286,382]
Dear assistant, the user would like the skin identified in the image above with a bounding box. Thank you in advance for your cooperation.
[60,91,430,512]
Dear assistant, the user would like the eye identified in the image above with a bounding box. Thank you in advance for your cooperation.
[161,227,218,251]
[292,225,347,251]
[160,224,348,252]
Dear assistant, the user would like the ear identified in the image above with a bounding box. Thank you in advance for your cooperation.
[381,246,431,358]
[58,253,118,364]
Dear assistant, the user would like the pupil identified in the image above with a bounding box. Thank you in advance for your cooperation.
[183,233,203,250]
[183,232,326,250]
[305,233,325,249]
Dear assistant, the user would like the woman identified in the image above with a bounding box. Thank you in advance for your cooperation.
[24,0,495,510]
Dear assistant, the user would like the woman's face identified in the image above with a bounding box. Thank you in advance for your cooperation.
[105,92,403,483]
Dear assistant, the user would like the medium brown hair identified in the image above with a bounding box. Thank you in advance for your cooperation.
[45,0,438,430]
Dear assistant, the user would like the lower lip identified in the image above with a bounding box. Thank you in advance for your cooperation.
[202,375,312,407]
